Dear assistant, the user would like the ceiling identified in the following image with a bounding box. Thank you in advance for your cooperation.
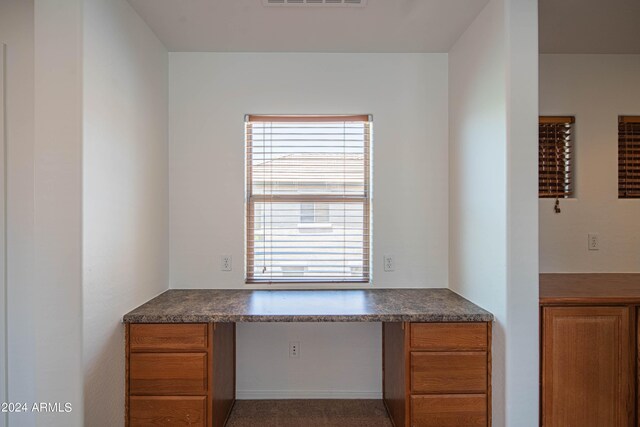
[539,0,640,54]
[126,0,489,53]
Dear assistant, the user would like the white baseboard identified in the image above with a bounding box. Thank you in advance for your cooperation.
[236,390,382,400]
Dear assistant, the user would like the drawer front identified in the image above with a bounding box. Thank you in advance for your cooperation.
[410,323,487,351]
[129,396,206,426]
[130,353,208,395]
[411,352,487,394]
[411,394,487,427]
[130,324,208,351]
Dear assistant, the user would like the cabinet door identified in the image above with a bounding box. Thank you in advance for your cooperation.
[542,306,632,427]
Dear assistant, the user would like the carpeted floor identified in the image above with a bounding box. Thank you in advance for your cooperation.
[225,399,394,427]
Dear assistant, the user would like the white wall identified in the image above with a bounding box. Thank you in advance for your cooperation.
[0,42,4,427]
[449,0,538,425]
[33,0,84,425]
[82,0,169,425]
[504,0,539,423]
[237,322,382,399]
[539,54,640,272]
[170,52,449,397]
[0,3,169,425]
[449,1,508,424]
[0,1,36,425]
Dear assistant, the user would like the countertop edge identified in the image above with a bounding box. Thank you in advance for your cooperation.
[540,296,640,305]
[122,314,494,323]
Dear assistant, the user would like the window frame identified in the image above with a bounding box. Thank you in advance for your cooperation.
[245,115,372,284]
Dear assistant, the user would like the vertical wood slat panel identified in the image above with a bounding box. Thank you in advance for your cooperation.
[212,323,236,427]
[382,322,408,427]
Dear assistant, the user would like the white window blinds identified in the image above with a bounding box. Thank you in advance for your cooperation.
[245,115,371,283]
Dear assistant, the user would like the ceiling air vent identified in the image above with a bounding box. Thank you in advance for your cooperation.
[263,0,367,7]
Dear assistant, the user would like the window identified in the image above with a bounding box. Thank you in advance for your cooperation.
[299,203,330,224]
[300,203,315,223]
[619,116,640,198]
[539,116,574,198]
[245,115,371,283]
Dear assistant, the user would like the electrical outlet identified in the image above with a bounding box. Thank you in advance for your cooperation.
[289,342,300,358]
[384,254,394,272]
[588,234,599,251]
[221,255,232,271]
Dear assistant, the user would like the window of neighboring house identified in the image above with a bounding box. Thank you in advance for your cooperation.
[300,203,330,224]
[619,116,640,198]
[300,203,315,223]
[314,203,330,223]
[539,116,574,198]
[245,115,371,284]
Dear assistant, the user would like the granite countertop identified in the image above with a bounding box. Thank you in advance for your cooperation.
[123,288,493,323]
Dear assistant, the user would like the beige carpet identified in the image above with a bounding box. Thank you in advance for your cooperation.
[225,399,393,427]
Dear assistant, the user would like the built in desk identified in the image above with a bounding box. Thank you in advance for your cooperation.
[123,288,493,427]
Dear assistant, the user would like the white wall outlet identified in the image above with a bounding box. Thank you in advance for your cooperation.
[221,255,232,271]
[289,342,300,358]
[588,234,599,251]
[384,254,394,272]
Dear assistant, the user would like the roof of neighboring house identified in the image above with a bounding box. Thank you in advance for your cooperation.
[252,153,366,184]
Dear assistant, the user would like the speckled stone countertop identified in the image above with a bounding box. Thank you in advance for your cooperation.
[123,289,493,323]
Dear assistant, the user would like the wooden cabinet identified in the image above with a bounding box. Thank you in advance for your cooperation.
[126,323,235,427]
[541,306,633,427]
[383,322,492,427]
[540,274,640,427]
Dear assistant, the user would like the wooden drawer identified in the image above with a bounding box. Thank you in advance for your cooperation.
[130,324,207,351]
[411,394,487,427]
[129,396,206,426]
[130,353,208,395]
[411,352,487,394]
[410,323,487,351]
